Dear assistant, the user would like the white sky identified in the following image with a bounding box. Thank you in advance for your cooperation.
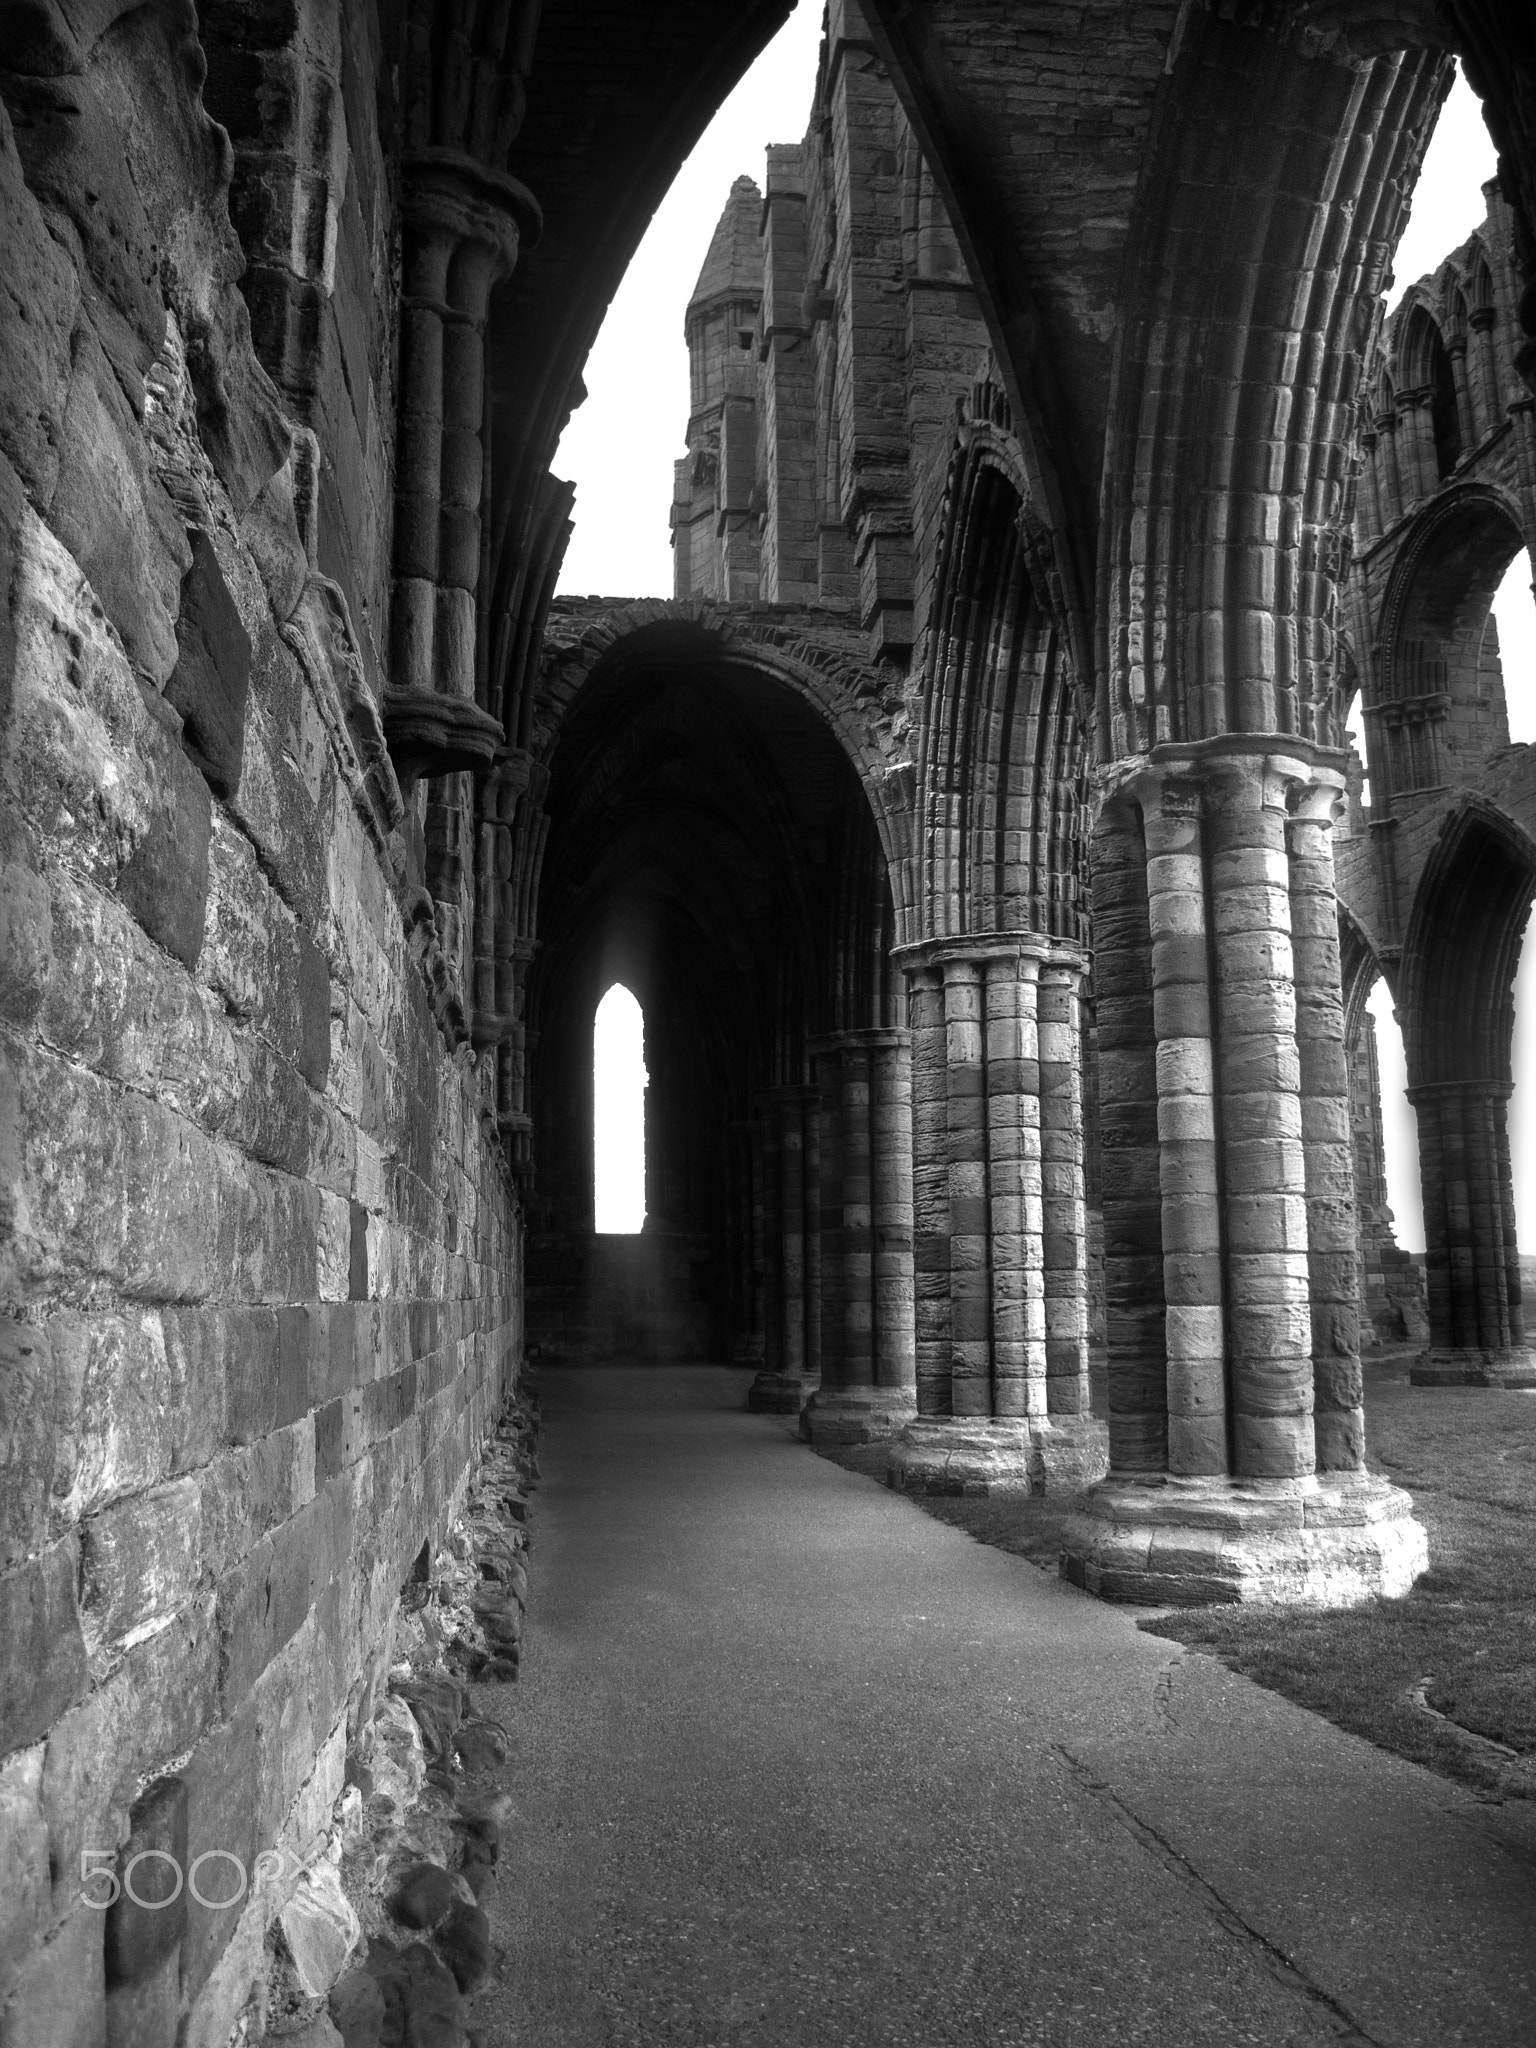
[569,38,1536,1263]
[553,1,825,599]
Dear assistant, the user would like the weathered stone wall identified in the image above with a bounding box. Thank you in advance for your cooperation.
[0,9,521,2042]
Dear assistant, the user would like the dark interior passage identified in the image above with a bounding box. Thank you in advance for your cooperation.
[525,626,896,1366]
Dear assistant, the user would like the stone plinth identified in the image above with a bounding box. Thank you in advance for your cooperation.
[1059,1472,1427,1606]
[887,1415,1108,1497]
[748,1370,819,1414]
[1411,1348,1536,1388]
[800,1385,917,1446]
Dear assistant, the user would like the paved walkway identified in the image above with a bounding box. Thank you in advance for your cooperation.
[480,1367,1536,2047]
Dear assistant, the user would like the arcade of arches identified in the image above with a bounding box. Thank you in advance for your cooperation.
[3,0,1536,2038]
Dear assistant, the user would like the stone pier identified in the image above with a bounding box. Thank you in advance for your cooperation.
[887,937,1107,1496]
[749,1084,823,1412]
[800,1032,918,1445]
[1061,750,1427,1605]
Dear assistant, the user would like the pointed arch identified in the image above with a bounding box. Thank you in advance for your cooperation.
[1400,795,1536,1085]
[918,417,1087,944]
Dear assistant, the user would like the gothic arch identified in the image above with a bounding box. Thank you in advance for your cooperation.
[1400,793,1536,1086]
[1339,897,1389,1052]
[532,599,919,931]
[918,422,1087,945]
[1366,480,1527,796]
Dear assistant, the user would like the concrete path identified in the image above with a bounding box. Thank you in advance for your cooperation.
[478,1367,1536,2047]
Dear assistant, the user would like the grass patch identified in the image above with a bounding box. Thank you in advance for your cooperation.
[1146,1368,1536,1798]
[815,1368,1536,1799]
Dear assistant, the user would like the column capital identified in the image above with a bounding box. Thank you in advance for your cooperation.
[1040,944,1091,981]
[1406,1078,1514,1104]
[806,1026,911,1056]
[1097,736,1352,822]
[402,149,543,266]
[892,931,1052,974]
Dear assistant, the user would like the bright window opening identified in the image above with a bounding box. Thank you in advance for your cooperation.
[594,984,647,1233]
[1385,68,1494,314]
[1345,690,1371,806]
[1492,550,1536,747]
[1514,921,1536,1255]
[1366,978,1424,1253]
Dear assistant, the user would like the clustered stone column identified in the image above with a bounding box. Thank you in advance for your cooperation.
[384,156,540,780]
[1061,744,1427,1604]
[749,1085,823,1411]
[885,937,1107,1495]
[1409,1081,1536,1387]
[799,1031,918,1444]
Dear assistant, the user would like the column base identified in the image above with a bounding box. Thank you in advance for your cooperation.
[746,1370,818,1414]
[1409,1347,1536,1389]
[886,1415,1109,1497]
[800,1385,917,1446]
[1058,1471,1427,1608]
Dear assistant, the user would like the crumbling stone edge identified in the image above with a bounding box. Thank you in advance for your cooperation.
[222,1380,540,2048]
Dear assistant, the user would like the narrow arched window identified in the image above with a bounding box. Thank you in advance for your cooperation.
[594,984,647,1233]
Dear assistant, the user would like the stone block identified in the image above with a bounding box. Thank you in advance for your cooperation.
[159,1312,228,1475]
[46,321,188,688]
[166,530,252,799]
[223,1309,282,1445]
[79,1479,201,1667]
[0,1538,88,1756]
[103,1776,187,1989]
[0,1743,50,1991]
[0,103,77,508]
[104,1945,179,2048]
[117,721,212,972]
[298,929,333,1091]
[48,1311,174,1526]
[278,1863,360,1999]
[40,1599,219,1917]
[0,1318,52,1569]
[0,1901,105,2048]
[218,1489,336,1705]
[178,1703,261,2003]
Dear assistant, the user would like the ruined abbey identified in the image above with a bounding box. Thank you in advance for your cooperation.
[3,0,1536,2041]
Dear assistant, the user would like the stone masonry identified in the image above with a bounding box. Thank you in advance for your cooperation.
[5,0,1536,2039]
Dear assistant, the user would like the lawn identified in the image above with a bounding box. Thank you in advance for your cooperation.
[816,1363,1536,1800]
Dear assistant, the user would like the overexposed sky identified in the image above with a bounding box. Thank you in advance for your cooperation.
[554,1,825,599]
[1385,70,1496,313]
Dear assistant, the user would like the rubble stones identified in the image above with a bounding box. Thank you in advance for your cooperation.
[278,1863,362,1999]
[389,1862,460,1932]
[436,1900,492,1995]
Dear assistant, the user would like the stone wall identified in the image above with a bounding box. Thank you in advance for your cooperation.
[0,8,522,2042]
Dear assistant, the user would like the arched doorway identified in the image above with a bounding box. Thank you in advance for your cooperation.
[524,619,905,1400]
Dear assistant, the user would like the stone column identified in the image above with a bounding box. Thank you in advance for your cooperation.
[749,1085,823,1412]
[1061,744,1427,1606]
[1040,951,1094,1421]
[730,1119,766,1366]
[1469,306,1499,442]
[1409,1080,1536,1387]
[800,1031,917,1444]
[887,936,1107,1496]
[383,158,540,782]
[1287,773,1369,1463]
[1396,385,1436,505]
[1374,406,1403,529]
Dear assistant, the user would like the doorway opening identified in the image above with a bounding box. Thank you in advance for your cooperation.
[594,984,647,1233]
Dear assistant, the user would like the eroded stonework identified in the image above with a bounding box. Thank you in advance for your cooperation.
[3,0,1536,2038]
